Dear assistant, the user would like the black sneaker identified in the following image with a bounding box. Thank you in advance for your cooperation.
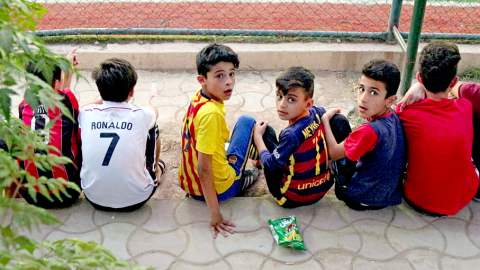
[240,167,260,190]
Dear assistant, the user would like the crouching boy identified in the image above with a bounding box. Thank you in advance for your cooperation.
[322,59,407,210]
[179,44,259,238]
[79,58,164,211]
[254,67,334,208]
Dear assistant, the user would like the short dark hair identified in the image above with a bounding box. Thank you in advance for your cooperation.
[275,67,315,99]
[362,59,400,98]
[196,44,239,77]
[419,41,461,93]
[91,58,138,102]
[26,62,62,85]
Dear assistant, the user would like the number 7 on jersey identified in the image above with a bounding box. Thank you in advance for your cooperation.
[100,133,120,166]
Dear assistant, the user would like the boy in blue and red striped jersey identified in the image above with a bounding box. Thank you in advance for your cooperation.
[179,44,259,238]
[18,49,82,208]
[254,67,342,208]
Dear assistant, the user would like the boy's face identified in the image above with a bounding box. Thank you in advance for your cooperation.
[276,87,313,125]
[357,75,396,120]
[197,61,236,103]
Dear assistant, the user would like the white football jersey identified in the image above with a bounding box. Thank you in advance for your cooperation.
[79,101,157,208]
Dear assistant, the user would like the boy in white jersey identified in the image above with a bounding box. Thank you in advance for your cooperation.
[79,58,164,211]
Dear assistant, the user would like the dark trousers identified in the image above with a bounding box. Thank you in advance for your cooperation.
[86,186,157,212]
[19,187,80,209]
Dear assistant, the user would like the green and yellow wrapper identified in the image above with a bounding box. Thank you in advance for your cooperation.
[268,216,306,251]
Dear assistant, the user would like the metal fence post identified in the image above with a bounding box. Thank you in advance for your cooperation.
[399,0,427,95]
[387,0,403,42]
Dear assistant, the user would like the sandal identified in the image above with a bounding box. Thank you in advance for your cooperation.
[156,158,167,184]
[157,158,167,175]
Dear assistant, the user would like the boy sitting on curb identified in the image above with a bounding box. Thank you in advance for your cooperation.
[322,59,407,210]
[253,67,335,208]
[179,44,259,238]
[18,49,82,208]
[79,58,164,212]
[396,42,478,216]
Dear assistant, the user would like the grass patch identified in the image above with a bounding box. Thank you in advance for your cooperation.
[460,66,480,82]
[41,34,389,45]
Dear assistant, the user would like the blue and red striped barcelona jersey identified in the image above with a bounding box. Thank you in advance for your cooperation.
[260,106,333,205]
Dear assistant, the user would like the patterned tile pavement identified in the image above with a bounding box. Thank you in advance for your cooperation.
[13,69,480,269]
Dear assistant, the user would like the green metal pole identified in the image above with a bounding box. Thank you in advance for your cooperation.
[387,0,403,42]
[399,0,427,96]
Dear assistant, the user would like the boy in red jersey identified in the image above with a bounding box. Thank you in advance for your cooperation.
[396,41,478,216]
[18,49,82,208]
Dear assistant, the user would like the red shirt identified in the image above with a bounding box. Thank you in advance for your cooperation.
[396,98,478,215]
[343,112,393,161]
[459,83,480,170]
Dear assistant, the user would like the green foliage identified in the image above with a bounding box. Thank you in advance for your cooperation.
[0,0,152,269]
[460,66,480,82]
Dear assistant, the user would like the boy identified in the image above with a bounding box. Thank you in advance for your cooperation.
[179,44,259,238]
[322,59,406,210]
[253,67,335,208]
[79,58,164,211]
[401,79,480,203]
[396,42,478,216]
[18,49,82,208]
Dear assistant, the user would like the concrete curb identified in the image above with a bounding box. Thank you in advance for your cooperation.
[49,42,480,72]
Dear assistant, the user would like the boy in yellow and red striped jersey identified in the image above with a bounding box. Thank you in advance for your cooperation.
[179,44,259,239]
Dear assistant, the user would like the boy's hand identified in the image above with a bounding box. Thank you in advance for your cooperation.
[254,121,268,136]
[399,82,426,111]
[323,108,341,121]
[210,211,236,239]
[66,49,78,66]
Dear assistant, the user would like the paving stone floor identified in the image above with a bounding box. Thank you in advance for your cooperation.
[12,69,480,269]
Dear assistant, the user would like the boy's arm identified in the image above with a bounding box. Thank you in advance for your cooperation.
[61,49,78,90]
[141,104,159,119]
[253,121,268,153]
[451,81,465,99]
[321,108,346,160]
[398,82,426,111]
[197,152,235,239]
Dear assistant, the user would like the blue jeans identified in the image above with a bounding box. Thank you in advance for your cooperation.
[191,115,257,202]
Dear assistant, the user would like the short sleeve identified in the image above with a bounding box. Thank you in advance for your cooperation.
[196,112,224,155]
[141,106,156,130]
[344,124,379,161]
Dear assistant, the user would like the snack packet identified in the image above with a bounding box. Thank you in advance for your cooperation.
[268,216,306,251]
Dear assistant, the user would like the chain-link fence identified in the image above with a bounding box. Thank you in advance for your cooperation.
[35,0,480,38]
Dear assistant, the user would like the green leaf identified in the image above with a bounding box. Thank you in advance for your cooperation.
[0,25,13,54]
[14,236,36,254]
[0,88,15,121]
[24,87,39,114]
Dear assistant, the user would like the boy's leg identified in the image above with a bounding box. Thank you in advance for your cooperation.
[220,115,258,200]
[329,114,357,201]
[261,125,283,198]
[145,123,165,184]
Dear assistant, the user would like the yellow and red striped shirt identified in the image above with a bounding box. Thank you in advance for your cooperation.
[178,89,235,196]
